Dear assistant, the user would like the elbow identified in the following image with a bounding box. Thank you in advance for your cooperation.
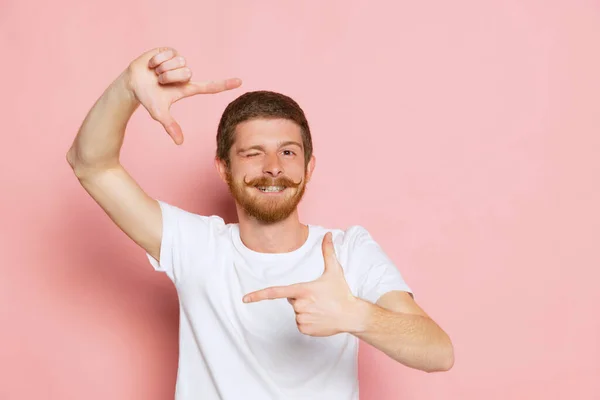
[426,340,455,373]
[66,148,86,177]
[66,147,77,170]
[439,348,455,372]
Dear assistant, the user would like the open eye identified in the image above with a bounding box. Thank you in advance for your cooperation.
[282,150,296,156]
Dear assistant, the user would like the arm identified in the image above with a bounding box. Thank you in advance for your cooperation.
[242,233,454,373]
[66,47,242,262]
[351,291,454,373]
[66,69,164,261]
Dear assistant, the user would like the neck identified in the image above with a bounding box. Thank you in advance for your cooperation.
[236,208,309,253]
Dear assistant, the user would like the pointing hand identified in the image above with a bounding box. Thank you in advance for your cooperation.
[243,232,365,337]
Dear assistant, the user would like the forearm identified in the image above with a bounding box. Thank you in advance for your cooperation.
[350,300,454,373]
[67,70,140,177]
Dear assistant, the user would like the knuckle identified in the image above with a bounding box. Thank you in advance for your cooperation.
[293,301,306,312]
[297,324,310,335]
[302,289,315,300]
[150,105,165,120]
[151,111,162,122]
[150,112,161,122]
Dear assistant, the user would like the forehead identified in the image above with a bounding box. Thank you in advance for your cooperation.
[232,118,303,148]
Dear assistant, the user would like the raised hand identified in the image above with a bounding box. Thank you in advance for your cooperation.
[125,47,242,145]
[242,232,366,337]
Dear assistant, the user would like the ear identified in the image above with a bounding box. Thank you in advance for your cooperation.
[305,155,316,184]
[214,157,229,184]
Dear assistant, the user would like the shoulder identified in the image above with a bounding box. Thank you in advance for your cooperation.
[310,224,376,257]
[156,200,228,233]
[327,225,375,248]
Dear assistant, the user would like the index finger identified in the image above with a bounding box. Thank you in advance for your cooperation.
[243,283,305,303]
[180,78,242,98]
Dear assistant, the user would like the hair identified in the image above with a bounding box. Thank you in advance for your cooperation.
[216,91,313,168]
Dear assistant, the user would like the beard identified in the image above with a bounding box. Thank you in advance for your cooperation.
[225,170,307,224]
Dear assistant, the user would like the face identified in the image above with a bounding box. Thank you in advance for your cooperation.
[217,118,315,224]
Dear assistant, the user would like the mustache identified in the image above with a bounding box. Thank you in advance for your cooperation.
[243,175,303,188]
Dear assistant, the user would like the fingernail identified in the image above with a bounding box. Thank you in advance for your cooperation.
[242,296,249,303]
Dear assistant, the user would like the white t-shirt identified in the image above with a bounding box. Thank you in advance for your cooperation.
[146,200,413,400]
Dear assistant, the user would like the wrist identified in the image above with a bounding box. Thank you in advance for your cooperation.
[343,297,373,335]
[116,68,139,105]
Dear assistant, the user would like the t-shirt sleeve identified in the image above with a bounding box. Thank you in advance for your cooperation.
[146,200,224,283]
[350,226,413,304]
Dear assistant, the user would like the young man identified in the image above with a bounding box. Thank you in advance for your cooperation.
[67,47,454,400]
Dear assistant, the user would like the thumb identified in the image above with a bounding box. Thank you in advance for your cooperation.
[147,105,183,144]
[321,232,342,275]
[157,110,184,145]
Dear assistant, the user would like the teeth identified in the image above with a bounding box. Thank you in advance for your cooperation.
[257,186,285,192]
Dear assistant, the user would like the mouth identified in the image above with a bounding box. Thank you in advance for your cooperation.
[254,185,287,194]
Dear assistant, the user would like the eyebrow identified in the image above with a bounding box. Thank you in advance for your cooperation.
[237,141,303,153]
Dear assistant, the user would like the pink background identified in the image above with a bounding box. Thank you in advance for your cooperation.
[1,0,599,399]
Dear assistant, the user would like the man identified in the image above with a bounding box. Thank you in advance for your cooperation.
[67,47,454,400]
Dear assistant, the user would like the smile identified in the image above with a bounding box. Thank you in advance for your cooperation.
[255,186,286,193]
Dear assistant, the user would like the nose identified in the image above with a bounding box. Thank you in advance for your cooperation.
[263,153,283,177]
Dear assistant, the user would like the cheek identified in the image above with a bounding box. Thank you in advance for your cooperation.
[236,159,265,175]
[232,158,306,179]
[229,162,257,181]
[288,163,307,179]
